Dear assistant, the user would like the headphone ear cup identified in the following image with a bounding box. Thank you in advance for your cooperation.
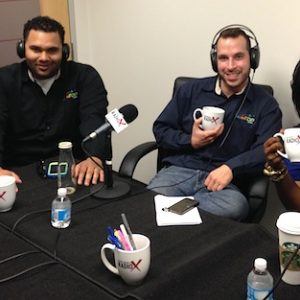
[249,45,260,70]
[16,40,25,58]
[62,43,70,61]
[210,47,218,73]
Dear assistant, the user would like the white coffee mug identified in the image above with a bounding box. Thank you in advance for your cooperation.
[274,128,300,162]
[276,212,300,285]
[193,106,225,130]
[101,234,150,285]
[0,175,17,212]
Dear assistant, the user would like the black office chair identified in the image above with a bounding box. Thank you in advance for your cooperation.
[119,77,272,223]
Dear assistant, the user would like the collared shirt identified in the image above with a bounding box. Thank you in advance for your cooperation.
[153,76,282,175]
[0,61,108,167]
[215,76,247,96]
[28,69,61,95]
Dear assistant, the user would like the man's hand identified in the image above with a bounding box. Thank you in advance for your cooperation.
[74,157,104,186]
[0,167,22,184]
[204,164,233,191]
[191,117,224,149]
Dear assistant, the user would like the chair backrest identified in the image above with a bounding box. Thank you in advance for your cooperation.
[173,76,273,97]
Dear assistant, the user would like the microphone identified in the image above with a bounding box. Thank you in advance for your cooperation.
[83,104,138,200]
[83,104,138,142]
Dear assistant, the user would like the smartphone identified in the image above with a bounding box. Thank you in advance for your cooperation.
[164,198,199,215]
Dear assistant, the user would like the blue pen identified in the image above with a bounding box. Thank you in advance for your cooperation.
[107,235,123,249]
[107,226,123,249]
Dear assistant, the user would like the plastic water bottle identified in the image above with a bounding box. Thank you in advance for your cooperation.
[51,188,71,228]
[58,141,76,194]
[247,258,273,300]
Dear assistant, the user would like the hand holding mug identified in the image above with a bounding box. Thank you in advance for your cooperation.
[191,117,224,149]
[264,136,285,170]
[273,128,300,162]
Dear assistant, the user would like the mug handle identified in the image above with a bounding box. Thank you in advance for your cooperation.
[101,243,119,275]
[193,108,203,121]
[273,132,288,159]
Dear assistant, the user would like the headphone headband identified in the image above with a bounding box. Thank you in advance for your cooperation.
[210,24,260,72]
[211,24,259,49]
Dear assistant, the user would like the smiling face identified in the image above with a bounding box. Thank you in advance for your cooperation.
[216,35,251,97]
[25,29,63,79]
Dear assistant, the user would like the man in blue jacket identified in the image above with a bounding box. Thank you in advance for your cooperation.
[148,25,282,220]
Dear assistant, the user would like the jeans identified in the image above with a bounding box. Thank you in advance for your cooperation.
[147,165,249,221]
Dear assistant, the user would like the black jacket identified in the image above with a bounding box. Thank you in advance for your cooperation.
[0,60,108,167]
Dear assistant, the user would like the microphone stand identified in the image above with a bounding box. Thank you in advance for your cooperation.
[92,131,131,199]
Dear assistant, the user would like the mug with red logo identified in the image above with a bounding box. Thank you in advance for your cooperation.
[193,106,225,130]
[274,128,300,162]
[101,234,150,285]
[0,175,17,212]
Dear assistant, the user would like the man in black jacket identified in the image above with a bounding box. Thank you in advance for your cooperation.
[0,16,108,186]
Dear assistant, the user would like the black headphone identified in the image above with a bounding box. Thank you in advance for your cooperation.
[210,24,260,73]
[16,39,70,61]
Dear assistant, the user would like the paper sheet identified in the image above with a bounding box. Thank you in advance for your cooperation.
[154,195,202,226]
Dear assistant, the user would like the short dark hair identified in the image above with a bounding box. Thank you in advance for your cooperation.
[23,16,65,43]
[291,60,300,117]
[216,27,251,51]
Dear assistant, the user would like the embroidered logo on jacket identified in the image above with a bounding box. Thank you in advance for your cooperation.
[237,114,255,125]
[65,90,78,100]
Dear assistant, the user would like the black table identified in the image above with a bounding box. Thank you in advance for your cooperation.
[0,164,299,299]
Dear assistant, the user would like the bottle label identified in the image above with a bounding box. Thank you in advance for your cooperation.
[51,208,70,222]
[247,284,273,300]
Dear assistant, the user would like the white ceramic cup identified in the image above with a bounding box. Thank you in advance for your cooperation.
[274,128,300,162]
[276,212,300,285]
[0,175,17,212]
[193,106,225,130]
[101,234,150,285]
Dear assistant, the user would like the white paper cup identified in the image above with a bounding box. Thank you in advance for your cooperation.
[276,212,300,285]
[0,175,17,212]
[101,234,150,285]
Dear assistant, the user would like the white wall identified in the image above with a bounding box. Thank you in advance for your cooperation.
[70,0,300,183]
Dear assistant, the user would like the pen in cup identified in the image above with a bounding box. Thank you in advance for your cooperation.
[121,213,137,250]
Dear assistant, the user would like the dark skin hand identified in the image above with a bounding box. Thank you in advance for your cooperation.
[264,136,300,211]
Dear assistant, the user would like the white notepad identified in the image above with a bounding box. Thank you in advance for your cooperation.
[154,195,202,226]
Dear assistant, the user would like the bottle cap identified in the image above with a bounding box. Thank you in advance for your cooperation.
[57,188,67,197]
[254,258,267,271]
[58,141,73,149]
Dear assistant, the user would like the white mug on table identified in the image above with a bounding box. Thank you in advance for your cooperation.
[0,175,17,212]
[101,234,151,285]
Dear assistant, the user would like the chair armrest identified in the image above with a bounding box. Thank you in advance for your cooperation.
[119,141,158,178]
[235,174,270,223]
[248,176,270,199]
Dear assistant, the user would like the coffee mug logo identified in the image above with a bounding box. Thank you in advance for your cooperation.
[118,259,142,271]
[286,135,300,144]
[0,191,6,201]
[203,115,220,125]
